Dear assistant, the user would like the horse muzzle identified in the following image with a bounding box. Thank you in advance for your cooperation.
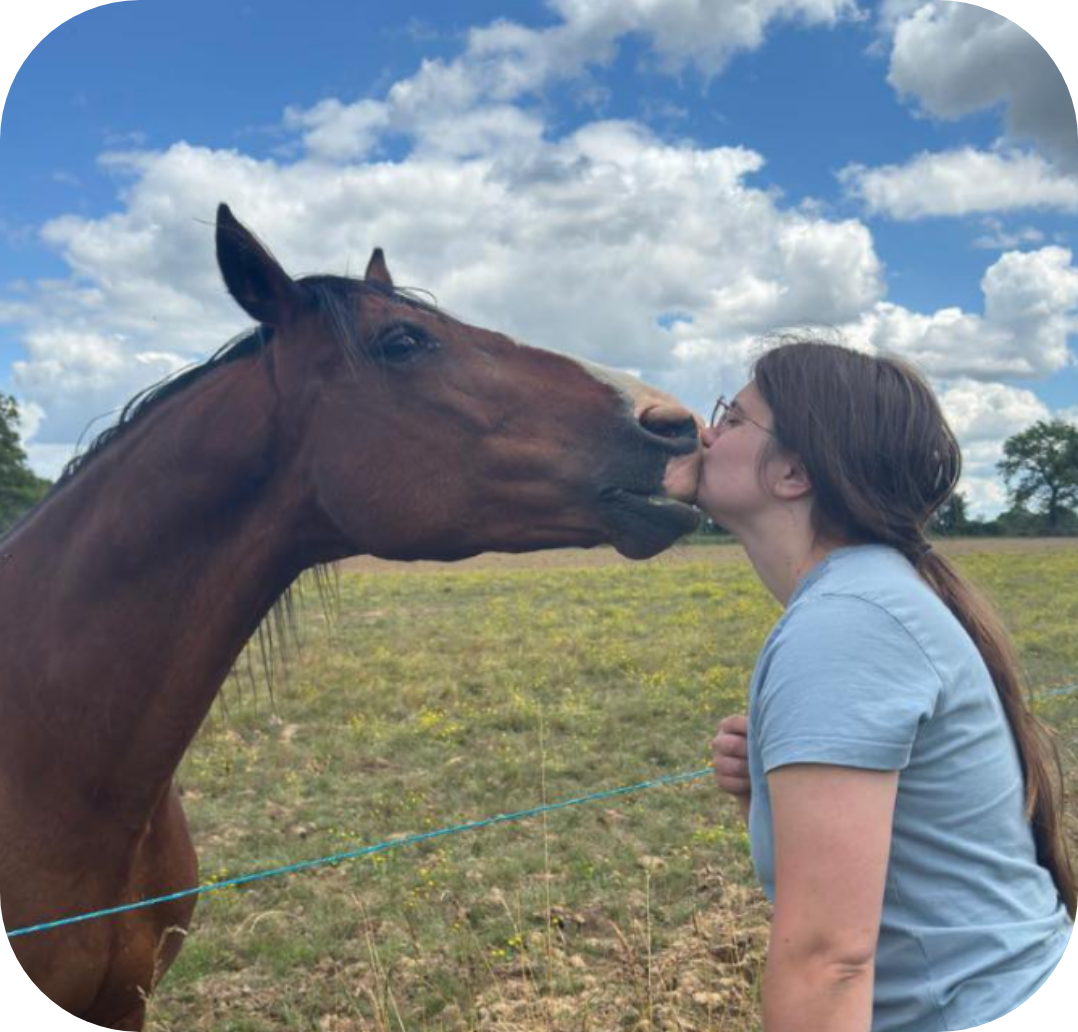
[599,484,701,560]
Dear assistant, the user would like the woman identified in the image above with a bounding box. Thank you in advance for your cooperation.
[702,339,1074,1032]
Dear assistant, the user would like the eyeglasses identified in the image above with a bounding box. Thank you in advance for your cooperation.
[708,395,775,436]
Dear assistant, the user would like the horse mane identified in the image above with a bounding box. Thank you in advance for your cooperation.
[6,274,442,718]
[53,276,441,491]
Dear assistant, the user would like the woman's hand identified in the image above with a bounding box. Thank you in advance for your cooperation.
[712,714,751,807]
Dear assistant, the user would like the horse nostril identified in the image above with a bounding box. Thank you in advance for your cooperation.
[639,405,699,443]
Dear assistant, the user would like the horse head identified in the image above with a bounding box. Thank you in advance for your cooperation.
[216,203,700,563]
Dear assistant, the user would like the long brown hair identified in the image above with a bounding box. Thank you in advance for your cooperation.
[752,336,1076,919]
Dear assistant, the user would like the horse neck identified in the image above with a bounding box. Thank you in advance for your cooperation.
[1,353,321,831]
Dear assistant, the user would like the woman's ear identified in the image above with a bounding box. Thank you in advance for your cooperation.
[775,456,813,502]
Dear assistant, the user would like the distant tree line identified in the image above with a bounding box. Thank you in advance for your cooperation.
[2,393,1077,539]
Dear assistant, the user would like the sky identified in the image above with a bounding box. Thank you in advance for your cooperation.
[0,0,1076,518]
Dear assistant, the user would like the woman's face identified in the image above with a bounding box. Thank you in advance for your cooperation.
[695,381,785,529]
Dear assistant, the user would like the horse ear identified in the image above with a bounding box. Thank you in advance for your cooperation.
[365,248,394,289]
[215,204,308,325]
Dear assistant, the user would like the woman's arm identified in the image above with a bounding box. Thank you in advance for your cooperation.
[763,763,899,1032]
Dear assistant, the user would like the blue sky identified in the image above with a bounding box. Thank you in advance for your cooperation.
[1,0,1077,516]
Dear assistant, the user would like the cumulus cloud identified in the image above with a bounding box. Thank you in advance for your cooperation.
[971,217,1045,251]
[934,379,1052,514]
[820,243,1078,516]
[840,148,1078,219]
[2,124,887,458]
[547,0,859,78]
[840,246,1078,380]
[1,0,1074,518]
[11,327,188,444]
[844,4,1078,226]
[938,378,1051,442]
[282,100,391,163]
[886,1,1077,172]
[281,0,860,164]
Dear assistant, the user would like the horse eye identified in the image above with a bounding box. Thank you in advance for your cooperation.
[370,324,438,364]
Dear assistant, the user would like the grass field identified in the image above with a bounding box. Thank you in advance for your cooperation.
[146,540,1078,1032]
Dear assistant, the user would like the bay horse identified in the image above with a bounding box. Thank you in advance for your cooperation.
[0,204,701,1029]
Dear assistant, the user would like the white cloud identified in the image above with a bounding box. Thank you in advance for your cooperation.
[846,4,1078,228]
[840,246,1078,380]
[840,148,1078,219]
[2,0,1074,499]
[876,0,932,34]
[281,0,860,165]
[11,327,188,443]
[829,243,1078,518]
[22,443,75,483]
[886,1,1077,172]
[934,379,1052,517]
[282,100,391,163]
[547,0,860,78]
[972,217,1045,251]
[938,378,1051,442]
[0,123,889,461]
[13,397,44,443]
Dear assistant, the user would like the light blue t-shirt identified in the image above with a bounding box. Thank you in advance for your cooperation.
[747,544,1072,1032]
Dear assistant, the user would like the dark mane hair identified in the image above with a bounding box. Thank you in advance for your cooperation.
[51,276,441,493]
[3,275,444,710]
[753,334,1077,920]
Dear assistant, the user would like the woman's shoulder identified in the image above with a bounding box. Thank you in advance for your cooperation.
[751,582,945,764]
[789,546,951,640]
[770,587,938,671]
[765,543,974,691]
[795,544,926,602]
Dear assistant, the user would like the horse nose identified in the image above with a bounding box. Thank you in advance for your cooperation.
[569,356,700,450]
[637,401,700,449]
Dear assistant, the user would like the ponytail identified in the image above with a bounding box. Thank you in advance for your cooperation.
[916,549,1076,919]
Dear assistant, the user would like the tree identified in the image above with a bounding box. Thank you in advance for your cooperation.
[997,420,1078,534]
[930,491,971,536]
[0,393,52,534]
[994,503,1046,538]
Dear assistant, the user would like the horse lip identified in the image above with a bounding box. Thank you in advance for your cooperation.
[603,486,699,519]
[600,487,702,551]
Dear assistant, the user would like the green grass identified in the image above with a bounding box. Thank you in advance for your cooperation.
[146,543,1078,1031]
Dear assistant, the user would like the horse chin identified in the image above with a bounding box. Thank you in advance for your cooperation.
[601,489,701,559]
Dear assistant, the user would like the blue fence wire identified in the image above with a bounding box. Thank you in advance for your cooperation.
[6,767,713,939]
[6,679,1078,940]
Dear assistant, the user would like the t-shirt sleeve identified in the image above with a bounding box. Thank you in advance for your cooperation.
[753,593,942,774]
